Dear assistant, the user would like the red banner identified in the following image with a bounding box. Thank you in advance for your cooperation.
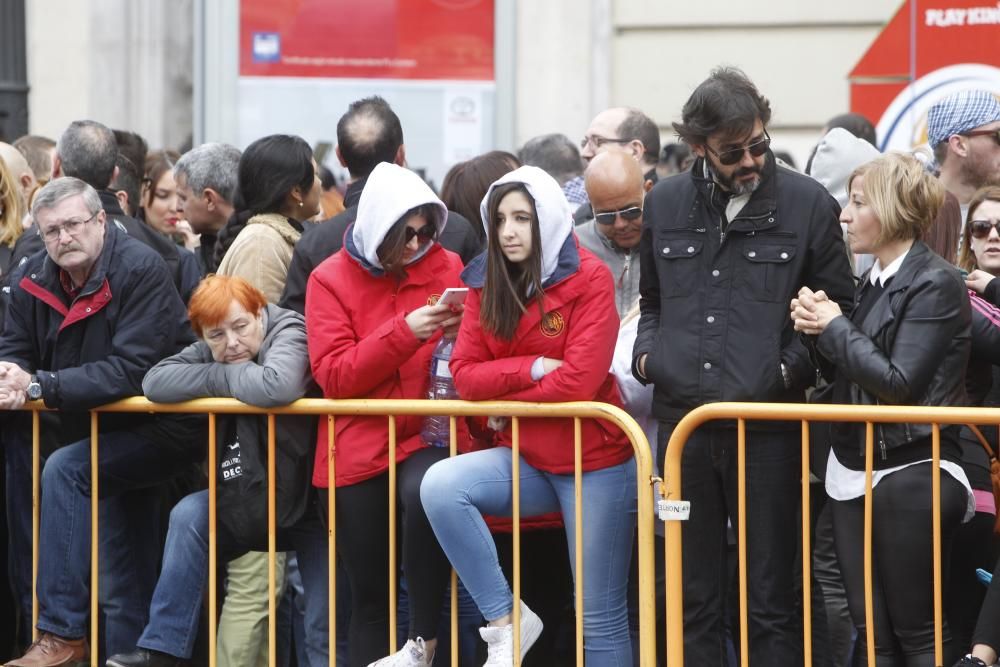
[240,0,495,80]
[849,0,1000,150]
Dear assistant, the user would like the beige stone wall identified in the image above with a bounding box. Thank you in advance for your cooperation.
[25,0,193,151]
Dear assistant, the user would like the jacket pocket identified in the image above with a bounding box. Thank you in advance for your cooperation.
[657,238,704,298]
[738,241,797,303]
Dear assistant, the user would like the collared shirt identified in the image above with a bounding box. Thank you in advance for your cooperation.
[826,244,974,520]
[58,269,83,302]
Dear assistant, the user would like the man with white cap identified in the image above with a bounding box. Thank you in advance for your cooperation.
[927,89,1000,218]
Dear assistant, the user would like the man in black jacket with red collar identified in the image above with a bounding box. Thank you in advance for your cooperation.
[633,67,855,666]
[0,178,204,667]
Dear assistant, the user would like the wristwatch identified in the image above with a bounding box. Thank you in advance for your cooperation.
[26,375,42,401]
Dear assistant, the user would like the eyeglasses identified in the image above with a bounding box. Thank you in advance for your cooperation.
[580,135,633,151]
[705,130,771,166]
[594,206,643,226]
[38,211,99,243]
[961,129,1000,146]
[404,224,436,243]
[969,219,1000,239]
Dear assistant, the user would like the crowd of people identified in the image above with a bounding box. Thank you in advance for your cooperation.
[0,65,998,667]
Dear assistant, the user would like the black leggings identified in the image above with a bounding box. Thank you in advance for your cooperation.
[832,462,967,666]
[335,447,451,666]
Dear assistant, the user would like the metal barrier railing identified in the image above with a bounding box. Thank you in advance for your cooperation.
[22,397,656,667]
[660,402,999,667]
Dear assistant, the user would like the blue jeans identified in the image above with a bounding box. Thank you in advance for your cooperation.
[657,422,802,666]
[33,432,196,656]
[420,448,637,667]
[137,490,330,665]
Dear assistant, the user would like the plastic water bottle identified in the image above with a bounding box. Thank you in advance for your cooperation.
[421,337,457,447]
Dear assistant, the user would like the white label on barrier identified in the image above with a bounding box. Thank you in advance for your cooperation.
[658,499,691,521]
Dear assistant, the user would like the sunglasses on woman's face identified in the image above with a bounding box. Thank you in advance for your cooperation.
[405,224,436,243]
[969,219,1000,239]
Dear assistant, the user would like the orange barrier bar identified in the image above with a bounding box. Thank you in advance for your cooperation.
[661,401,983,667]
[208,413,217,667]
[511,416,522,666]
[932,423,943,667]
[800,421,813,667]
[90,413,99,667]
[573,417,584,667]
[327,415,337,665]
[11,397,654,667]
[449,415,459,666]
[31,409,39,640]
[864,422,875,667]
[267,414,277,667]
[387,415,397,654]
[737,418,748,667]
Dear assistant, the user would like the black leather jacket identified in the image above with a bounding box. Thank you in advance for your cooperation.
[632,152,855,423]
[818,241,971,469]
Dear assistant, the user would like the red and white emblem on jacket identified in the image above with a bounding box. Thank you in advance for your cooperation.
[427,294,441,306]
[540,311,565,337]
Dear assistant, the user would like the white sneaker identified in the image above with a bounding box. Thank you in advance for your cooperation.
[366,637,433,667]
[479,601,543,666]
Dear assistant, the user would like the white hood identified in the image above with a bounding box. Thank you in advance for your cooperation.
[352,162,448,269]
[479,165,573,283]
[810,128,881,209]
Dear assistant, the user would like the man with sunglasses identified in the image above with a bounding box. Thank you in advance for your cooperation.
[576,152,645,318]
[573,107,660,224]
[632,66,854,666]
[927,89,1000,221]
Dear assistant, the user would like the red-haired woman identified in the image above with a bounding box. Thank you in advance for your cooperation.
[107,275,326,667]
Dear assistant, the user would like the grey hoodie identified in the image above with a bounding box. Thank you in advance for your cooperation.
[142,303,310,408]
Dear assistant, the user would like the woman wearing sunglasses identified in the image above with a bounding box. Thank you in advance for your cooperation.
[792,153,974,664]
[306,162,466,667]
[951,185,1000,660]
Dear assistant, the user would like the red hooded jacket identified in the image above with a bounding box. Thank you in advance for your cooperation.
[451,237,633,474]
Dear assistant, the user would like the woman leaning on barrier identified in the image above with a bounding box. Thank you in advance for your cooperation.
[106,275,327,667]
[305,162,467,667]
[419,166,637,666]
[791,152,976,666]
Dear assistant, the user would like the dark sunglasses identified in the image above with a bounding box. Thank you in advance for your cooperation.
[706,130,771,166]
[969,219,1000,239]
[405,224,436,243]
[594,206,643,226]
[962,129,1000,146]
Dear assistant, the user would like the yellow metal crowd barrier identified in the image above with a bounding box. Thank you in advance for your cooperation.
[660,402,1000,667]
[21,397,657,667]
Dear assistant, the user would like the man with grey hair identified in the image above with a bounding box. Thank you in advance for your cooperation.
[174,142,241,273]
[52,120,201,301]
[518,133,587,205]
[0,177,205,667]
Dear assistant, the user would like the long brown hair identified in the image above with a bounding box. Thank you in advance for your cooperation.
[957,186,1000,272]
[376,204,439,279]
[480,183,545,340]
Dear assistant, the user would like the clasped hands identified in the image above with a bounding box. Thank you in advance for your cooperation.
[0,361,32,410]
[790,286,842,336]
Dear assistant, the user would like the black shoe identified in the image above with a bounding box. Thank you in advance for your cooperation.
[106,649,188,667]
[953,656,990,667]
